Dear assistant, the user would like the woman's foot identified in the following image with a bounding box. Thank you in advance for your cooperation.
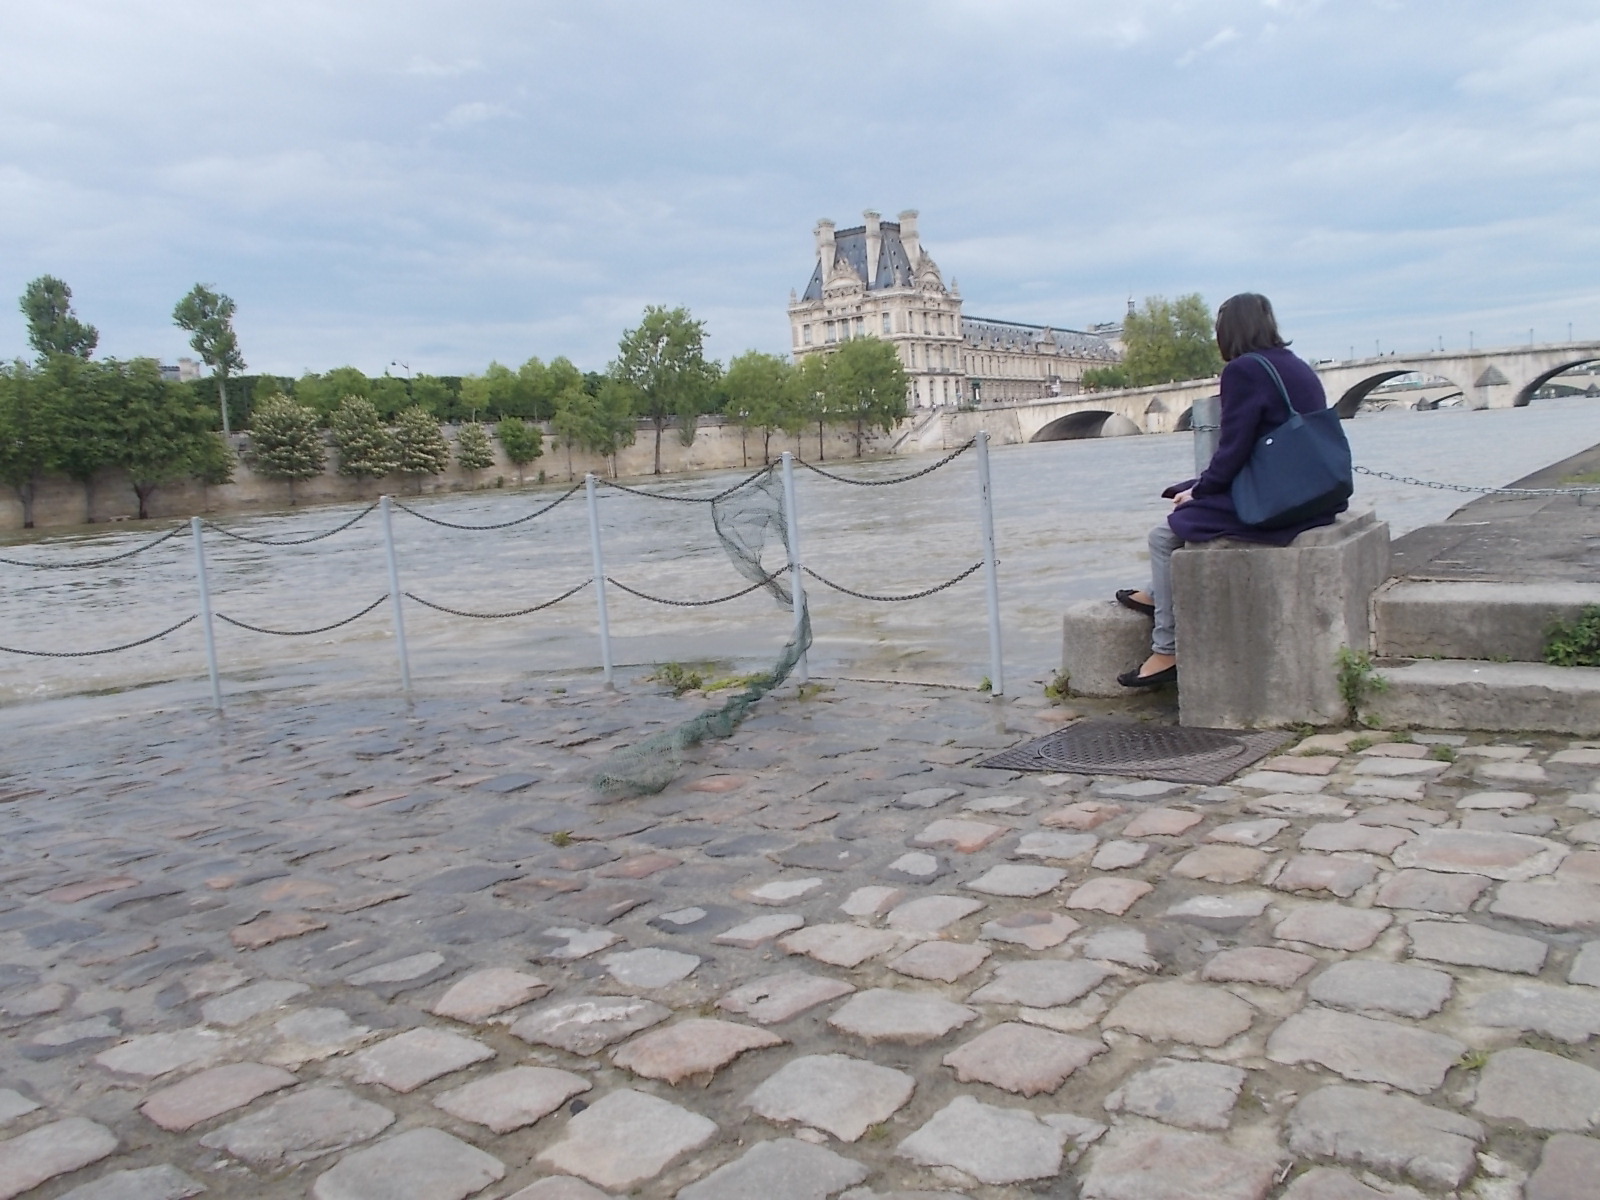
[1115,588,1155,617]
[1117,652,1177,688]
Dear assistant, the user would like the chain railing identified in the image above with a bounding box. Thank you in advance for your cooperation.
[0,434,1009,704]
[1354,465,1600,496]
[203,502,379,546]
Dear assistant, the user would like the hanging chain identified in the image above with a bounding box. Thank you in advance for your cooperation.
[605,566,788,607]
[203,502,379,546]
[403,579,592,619]
[391,484,584,530]
[802,560,985,602]
[1354,465,1600,496]
[0,614,198,657]
[0,524,186,569]
[598,464,776,503]
[214,595,388,636]
[796,438,976,486]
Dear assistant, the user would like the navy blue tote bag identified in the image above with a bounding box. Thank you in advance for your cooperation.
[1229,353,1353,529]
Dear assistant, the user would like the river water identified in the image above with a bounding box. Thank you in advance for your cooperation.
[4,395,1599,709]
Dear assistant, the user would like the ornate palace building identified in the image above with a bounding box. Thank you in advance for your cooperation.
[787,210,1120,410]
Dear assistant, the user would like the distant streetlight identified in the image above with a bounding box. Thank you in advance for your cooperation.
[391,360,412,379]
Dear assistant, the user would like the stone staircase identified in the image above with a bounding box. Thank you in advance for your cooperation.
[1367,579,1600,734]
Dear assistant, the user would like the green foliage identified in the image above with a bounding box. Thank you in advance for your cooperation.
[722,350,793,465]
[454,422,495,475]
[1335,646,1389,723]
[247,394,326,503]
[1347,735,1374,752]
[827,337,909,457]
[612,306,718,473]
[1544,605,1600,666]
[1429,744,1457,763]
[191,432,236,487]
[114,358,216,518]
[392,405,451,487]
[1080,365,1130,391]
[494,417,544,482]
[547,830,573,847]
[1044,670,1071,704]
[410,375,458,420]
[0,361,59,527]
[977,676,993,694]
[21,276,98,359]
[647,663,705,695]
[552,378,635,476]
[787,353,831,458]
[1122,294,1223,386]
[43,353,116,517]
[329,395,396,483]
[172,284,245,433]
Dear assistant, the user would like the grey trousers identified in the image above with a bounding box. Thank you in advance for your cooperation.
[1147,523,1184,656]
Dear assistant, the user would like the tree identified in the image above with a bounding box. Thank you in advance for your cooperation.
[329,395,396,487]
[21,276,98,359]
[454,421,495,481]
[115,359,214,520]
[294,367,372,421]
[552,378,634,479]
[828,337,909,456]
[190,431,236,510]
[721,351,792,466]
[248,393,326,504]
[612,306,717,474]
[0,362,59,528]
[460,362,523,421]
[1122,294,1224,386]
[172,284,245,435]
[786,353,831,459]
[44,353,115,521]
[494,417,543,483]
[1080,365,1131,391]
[392,405,450,492]
[410,374,456,420]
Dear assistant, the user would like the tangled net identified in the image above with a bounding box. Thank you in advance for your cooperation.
[593,467,810,797]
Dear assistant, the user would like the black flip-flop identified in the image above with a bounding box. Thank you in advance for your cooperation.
[1115,589,1155,618]
[1118,664,1177,688]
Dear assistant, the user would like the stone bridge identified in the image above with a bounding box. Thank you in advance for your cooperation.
[898,340,1600,450]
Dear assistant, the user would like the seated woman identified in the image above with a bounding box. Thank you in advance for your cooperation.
[1117,293,1347,687]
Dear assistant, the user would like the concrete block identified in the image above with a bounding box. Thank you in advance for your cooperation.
[1060,600,1151,697]
[1375,580,1600,661]
[1367,660,1600,735]
[1173,509,1391,729]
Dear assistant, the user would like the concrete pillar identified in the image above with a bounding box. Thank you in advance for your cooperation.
[815,219,836,274]
[1172,509,1391,729]
[1061,602,1152,697]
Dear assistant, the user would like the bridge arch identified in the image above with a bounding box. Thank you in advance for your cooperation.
[1174,408,1193,432]
[1514,358,1600,407]
[1030,410,1141,441]
[1333,369,1414,418]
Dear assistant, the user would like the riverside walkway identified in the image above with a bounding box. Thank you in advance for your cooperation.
[0,673,1596,1199]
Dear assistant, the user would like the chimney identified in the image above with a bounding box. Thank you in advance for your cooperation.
[863,210,881,289]
[898,209,921,266]
[815,219,836,275]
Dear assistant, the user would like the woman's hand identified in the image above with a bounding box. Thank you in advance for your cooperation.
[1171,489,1193,507]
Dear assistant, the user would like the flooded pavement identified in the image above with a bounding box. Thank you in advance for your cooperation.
[3,395,1600,709]
[0,674,1597,1197]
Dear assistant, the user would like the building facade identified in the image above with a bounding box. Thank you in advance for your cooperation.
[787,210,1120,410]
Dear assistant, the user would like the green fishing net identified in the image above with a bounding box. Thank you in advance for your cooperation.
[593,469,811,797]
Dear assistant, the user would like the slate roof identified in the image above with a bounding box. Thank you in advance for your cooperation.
[801,222,917,300]
[963,316,1118,360]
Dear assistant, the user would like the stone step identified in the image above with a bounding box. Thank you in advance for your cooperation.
[1366,658,1600,735]
[1373,580,1600,662]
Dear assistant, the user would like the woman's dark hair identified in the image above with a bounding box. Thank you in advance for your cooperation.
[1215,293,1289,361]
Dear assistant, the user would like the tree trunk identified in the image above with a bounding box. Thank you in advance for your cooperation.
[14,480,35,530]
[133,482,154,520]
[288,478,297,506]
[740,426,748,468]
[218,374,231,436]
[855,418,864,457]
[653,418,665,474]
[565,443,574,482]
[817,420,825,461]
[762,429,772,464]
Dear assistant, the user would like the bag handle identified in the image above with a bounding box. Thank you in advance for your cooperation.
[1245,352,1296,420]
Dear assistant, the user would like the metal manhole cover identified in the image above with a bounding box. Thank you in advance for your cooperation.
[977,720,1289,786]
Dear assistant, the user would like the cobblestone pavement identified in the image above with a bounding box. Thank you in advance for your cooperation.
[2,676,1598,1199]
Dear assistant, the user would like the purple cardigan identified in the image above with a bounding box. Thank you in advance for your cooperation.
[1166,346,1345,546]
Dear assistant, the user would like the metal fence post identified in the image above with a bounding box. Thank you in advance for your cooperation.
[973,432,1004,696]
[780,452,809,684]
[190,517,222,712]
[585,474,615,685]
[380,496,412,692]
[1192,395,1221,475]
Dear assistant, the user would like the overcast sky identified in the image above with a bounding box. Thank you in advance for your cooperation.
[5,1,1598,377]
